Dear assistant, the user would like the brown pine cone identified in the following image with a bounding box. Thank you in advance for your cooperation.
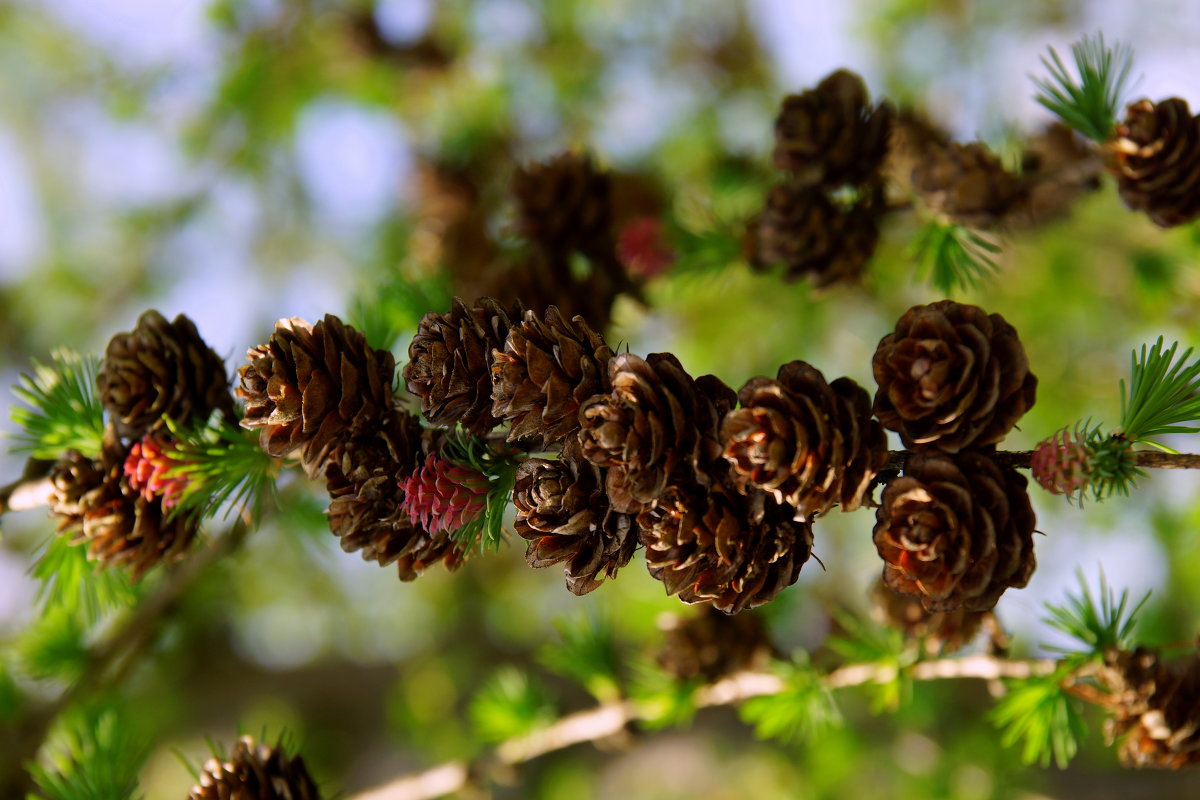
[870,578,986,655]
[492,306,614,448]
[1109,98,1200,228]
[1099,647,1200,769]
[578,353,737,513]
[883,110,953,196]
[872,300,1037,453]
[1008,122,1103,228]
[513,152,614,258]
[721,361,887,519]
[912,142,1023,228]
[49,443,197,580]
[239,315,396,472]
[656,606,773,682]
[873,450,1036,613]
[773,69,893,189]
[323,410,450,578]
[98,310,233,440]
[189,736,322,800]
[476,249,627,333]
[512,438,636,595]
[402,297,518,435]
[751,182,882,287]
[638,480,813,614]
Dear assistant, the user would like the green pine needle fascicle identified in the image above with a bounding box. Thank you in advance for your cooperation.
[1031,33,1134,143]
[827,608,913,711]
[348,271,452,355]
[439,431,517,555]
[31,535,138,626]
[29,705,149,800]
[539,614,622,703]
[1043,569,1148,661]
[161,416,279,524]
[17,607,89,684]
[1082,427,1144,501]
[990,668,1086,769]
[739,656,841,744]
[1117,336,1200,447]
[10,350,106,461]
[469,667,557,745]
[911,219,1001,295]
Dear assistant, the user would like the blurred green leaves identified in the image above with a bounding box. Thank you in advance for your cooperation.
[10,351,105,461]
[29,706,150,800]
[740,657,841,745]
[539,614,621,703]
[31,536,137,627]
[469,667,557,745]
[990,669,1086,769]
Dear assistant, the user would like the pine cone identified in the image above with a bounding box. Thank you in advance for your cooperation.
[1110,98,1200,228]
[872,300,1037,453]
[50,444,198,580]
[512,438,636,595]
[870,578,985,655]
[1100,647,1200,769]
[188,736,322,800]
[402,297,518,434]
[883,110,952,196]
[1009,122,1102,227]
[239,315,395,472]
[578,353,737,513]
[477,249,627,333]
[773,69,893,189]
[639,480,813,614]
[1030,426,1093,496]
[721,361,887,518]
[399,451,490,537]
[751,182,882,286]
[323,410,453,579]
[98,310,233,440]
[491,306,614,447]
[513,152,614,258]
[873,450,1036,613]
[913,142,1022,227]
[656,606,773,682]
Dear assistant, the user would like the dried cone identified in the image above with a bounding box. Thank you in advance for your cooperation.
[513,152,614,258]
[872,300,1037,453]
[1030,426,1093,496]
[883,110,952,196]
[512,438,636,595]
[50,444,197,579]
[873,450,1036,613]
[721,360,887,518]
[399,452,490,537]
[870,578,986,655]
[751,182,882,286]
[1109,98,1200,228]
[638,480,813,614]
[477,248,626,333]
[656,606,773,682]
[773,69,894,189]
[188,736,322,800]
[402,297,518,434]
[912,142,1023,228]
[492,306,614,447]
[1010,122,1102,227]
[98,310,233,440]
[323,411,463,580]
[1099,647,1200,769]
[239,315,395,472]
[578,353,737,513]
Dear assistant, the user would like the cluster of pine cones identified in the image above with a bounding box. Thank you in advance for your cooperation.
[47,311,235,578]
[188,736,322,800]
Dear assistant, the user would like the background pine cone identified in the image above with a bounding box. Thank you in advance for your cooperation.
[402,297,517,434]
[512,439,636,595]
[773,69,893,189]
[98,310,233,441]
[912,142,1023,227]
[492,306,614,448]
[1099,647,1200,769]
[1109,98,1200,228]
[873,449,1036,613]
[721,360,887,518]
[656,606,774,682]
[638,480,813,614]
[239,314,395,472]
[872,300,1037,453]
[870,577,986,655]
[750,182,883,287]
[477,249,628,333]
[189,736,322,800]
[512,151,614,259]
[578,353,736,513]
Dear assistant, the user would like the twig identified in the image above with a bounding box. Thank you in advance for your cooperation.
[0,458,54,515]
[0,518,250,796]
[347,655,1058,800]
[881,449,1200,472]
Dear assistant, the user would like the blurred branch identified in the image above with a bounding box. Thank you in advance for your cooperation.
[882,449,1200,472]
[348,655,1058,800]
[0,458,54,515]
[0,517,250,797]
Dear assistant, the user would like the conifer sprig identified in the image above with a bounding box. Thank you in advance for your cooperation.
[910,220,1001,294]
[161,416,279,523]
[469,667,557,744]
[740,656,841,744]
[1117,336,1200,448]
[10,351,105,461]
[28,706,149,800]
[439,431,518,555]
[31,536,138,626]
[1032,33,1134,143]
[1043,570,1147,660]
[990,668,1086,769]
